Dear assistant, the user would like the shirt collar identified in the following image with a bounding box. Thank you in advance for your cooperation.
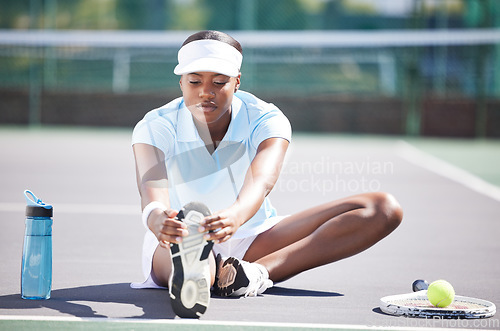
[177,100,198,142]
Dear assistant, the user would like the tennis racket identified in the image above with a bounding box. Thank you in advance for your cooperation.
[380,280,496,319]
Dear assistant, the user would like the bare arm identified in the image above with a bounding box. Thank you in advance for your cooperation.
[133,143,187,246]
[202,137,289,243]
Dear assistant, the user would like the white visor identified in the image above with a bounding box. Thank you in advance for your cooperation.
[174,39,242,77]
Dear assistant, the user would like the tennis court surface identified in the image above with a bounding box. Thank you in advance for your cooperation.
[0,127,499,330]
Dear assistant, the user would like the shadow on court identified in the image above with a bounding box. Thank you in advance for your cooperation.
[0,285,342,319]
[264,286,343,297]
[0,283,176,319]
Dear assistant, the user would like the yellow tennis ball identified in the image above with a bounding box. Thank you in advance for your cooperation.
[427,280,455,308]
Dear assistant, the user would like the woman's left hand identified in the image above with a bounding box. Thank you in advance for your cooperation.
[199,208,243,244]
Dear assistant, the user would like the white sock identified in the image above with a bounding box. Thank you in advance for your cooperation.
[254,263,270,280]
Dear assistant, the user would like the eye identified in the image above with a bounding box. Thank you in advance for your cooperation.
[189,81,201,85]
[214,81,228,86]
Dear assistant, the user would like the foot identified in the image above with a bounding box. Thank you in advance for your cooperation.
[169,202,213,318]
[214,256,273,297]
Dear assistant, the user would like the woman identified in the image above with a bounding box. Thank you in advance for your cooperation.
[132,30,403,318]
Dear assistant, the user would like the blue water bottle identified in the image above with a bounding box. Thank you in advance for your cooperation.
[21,190,53,300]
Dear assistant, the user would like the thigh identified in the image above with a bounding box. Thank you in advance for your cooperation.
[151,245,173,287]
[243,193,377,262]
[152,245,217,287]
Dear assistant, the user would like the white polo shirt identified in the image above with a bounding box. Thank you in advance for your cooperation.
[132,90,292,239]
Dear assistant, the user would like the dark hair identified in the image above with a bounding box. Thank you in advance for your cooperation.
[182,30,243,55]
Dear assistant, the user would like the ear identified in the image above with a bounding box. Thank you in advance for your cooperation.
[234,73,241,93]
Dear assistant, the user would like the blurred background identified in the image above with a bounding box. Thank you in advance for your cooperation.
[1,0,499,137]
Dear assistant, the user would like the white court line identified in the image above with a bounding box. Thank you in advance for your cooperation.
[0,202,140,215]
[397,141,500,203]
[0,314,480,331]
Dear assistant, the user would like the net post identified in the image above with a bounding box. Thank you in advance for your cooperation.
[239,0,256,30]
[28,48,42,128]
[113,49,131,93]
[404,0,424,136]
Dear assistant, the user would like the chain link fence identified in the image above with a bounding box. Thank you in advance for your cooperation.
[1,0,500,136]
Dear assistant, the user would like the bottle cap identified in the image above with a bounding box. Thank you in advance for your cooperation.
[24,190,53,217]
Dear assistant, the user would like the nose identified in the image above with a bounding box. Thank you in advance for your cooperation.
[199,84,215,99]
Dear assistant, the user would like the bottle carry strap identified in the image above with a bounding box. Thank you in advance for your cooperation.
[24,190,53,217]
[24,190,52,209]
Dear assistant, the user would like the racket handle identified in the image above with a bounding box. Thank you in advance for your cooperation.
[412,279,429,292]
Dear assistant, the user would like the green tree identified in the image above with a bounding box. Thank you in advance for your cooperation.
[0,0,34,29]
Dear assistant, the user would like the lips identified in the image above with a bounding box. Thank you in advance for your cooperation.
[198,102,217,113]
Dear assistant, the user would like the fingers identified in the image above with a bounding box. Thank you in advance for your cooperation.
[155,209,187,246]
[155,209,241,246]
[199,213,238,244]
[199,215,222,232]
[203,229,232,244]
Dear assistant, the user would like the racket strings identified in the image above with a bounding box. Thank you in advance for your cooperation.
[389,298,488,310]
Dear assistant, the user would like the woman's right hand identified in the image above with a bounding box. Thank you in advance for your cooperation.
[148,208,188,248]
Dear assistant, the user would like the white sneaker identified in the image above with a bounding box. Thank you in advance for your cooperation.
[169,202,213,318]
[214,256,273,297]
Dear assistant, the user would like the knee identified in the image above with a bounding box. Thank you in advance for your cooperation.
[370,192,403,232]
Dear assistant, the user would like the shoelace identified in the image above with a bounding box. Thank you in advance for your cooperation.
[242,267,273,297]
[244,278,273,297]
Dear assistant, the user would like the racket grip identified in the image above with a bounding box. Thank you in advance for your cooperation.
[412,279,429,292]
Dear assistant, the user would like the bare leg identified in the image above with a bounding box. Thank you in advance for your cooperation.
[151,245,216,287]
[243,192,403,282]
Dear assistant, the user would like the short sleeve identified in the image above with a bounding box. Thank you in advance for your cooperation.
[250,104,292,150]
[132,103,179,159]
[234,91,291,149]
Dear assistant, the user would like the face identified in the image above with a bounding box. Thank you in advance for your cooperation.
[180,72,241,125]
